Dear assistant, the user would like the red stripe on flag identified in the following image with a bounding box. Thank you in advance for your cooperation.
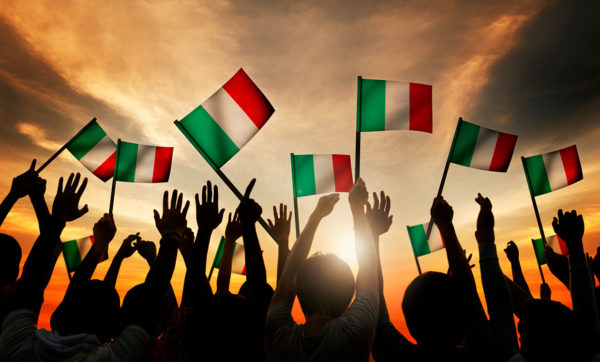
[222,68,275,129]
[92,152,116,182]
[89,235,108,262]
[240,250,262,276]
[152,147,174,183]
[408,83,432,133]
[331,155,353,192]
[438,230,445,248]
[559,145,583,185]
[556,235,569,256]
[489,132,518,172]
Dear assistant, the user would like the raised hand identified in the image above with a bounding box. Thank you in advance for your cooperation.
[154,189,190,238]
[135,240,157,264]
[552,209,584,252]
[591,247,600,281]
[116,233,140,259]
[93,213,117,248]
[430,196,453,228]
[267,204,292,244]
[475,193,494,245]
[9,159,40,199]
[504,241,519,263]
[179,227,194,263]
[313,193,340,219]
[348,177,368,212]
[540,283,551,300]
[544,245,570,288]
[52,173,88,222]
[195,181,224,233]
[226,212,242,242]
[366,191,393,237]
[237,179,262,224]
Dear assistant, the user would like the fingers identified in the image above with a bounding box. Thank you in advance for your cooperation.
[207,181,212,203]
[244,178,256,198]
[57,177,64,194]
[182,200,190,217]
[76,204,89,218]
[202,184,207,204]
[75,177,88,199]
[373,192,379,210]
[29,159,36,172]
[66,173,74,192]
[288,210,292,221]
[171,190,178,209]
[176,190,183,210]
[195,193,200,211]
[162,190,168,212]
[228,212,233,224]
[213,183,219,205]
[273,205,278,219]
[267,219,274,228]
[153,209,160,224]
[384,195,391,214]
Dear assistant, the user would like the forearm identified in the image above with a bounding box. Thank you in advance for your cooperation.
[241,221,267,286]
[510,261,532,296]
[0,193,18,227]
[181,232,213,306]
[216,239,236,294]
[569,243,600,349]
[104,254,124,288]
[353,207,379,300]
[438,223,476,289]
[145,233,179,294]
[73,243,106,281]
[276,241,290,285]
[29,194,50,229]
[375,237,390,321]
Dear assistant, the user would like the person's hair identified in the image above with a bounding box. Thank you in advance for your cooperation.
[0,233,21,285]
[402,272,470,348]
[50,279,120,342]
[120,283,175,337]
[519,299,588,362]
[296,253,355,318]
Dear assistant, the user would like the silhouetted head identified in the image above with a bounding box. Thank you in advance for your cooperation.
[120,283,173,337]
[519,299,587,362]
[296,253,355,318]
[402,272,470,348]
[51,279,120,342]
[0,234,21,285]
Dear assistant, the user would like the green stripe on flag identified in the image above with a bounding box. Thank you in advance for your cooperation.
[62,239,82,273]
[524,155,552,196]
[293,155,316,197]
[178,106,240,169]
[359,79,386,132]
[450,121,480,167]
[212,237,226,268]
[116,141,138,182]
[67,121,107,160]
[532,238,547,265]
[407,224,431,257]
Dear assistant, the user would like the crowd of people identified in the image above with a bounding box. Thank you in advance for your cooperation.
[0,160,598,361]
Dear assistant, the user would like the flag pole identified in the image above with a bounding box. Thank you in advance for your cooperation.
[290,153,301,238]
[425,117,463,240]
[531,239,547,284]
[407,225,423,275]
[207,264,215,282]
[36,117,97,173]
[355,76,363,182]
[174,121,279,245]
[521,157,547,245]
[108,139,121,215]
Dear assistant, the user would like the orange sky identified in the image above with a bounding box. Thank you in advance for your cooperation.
[0,0,599,341]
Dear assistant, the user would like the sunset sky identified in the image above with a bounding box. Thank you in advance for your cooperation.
[0,0,599,339]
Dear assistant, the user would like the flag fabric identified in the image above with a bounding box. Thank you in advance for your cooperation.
[176,68,275,169]
[115,141,173,183]
[523,145,583,197]
[407,222,445,257]
[449,120,518,172]
[532,237,547,265]
[212,237,260,276]
[547,234,568,256]
[291,154,353,197]
[66,120,116,182]
[62,235,107,273]
[358,78,432,133]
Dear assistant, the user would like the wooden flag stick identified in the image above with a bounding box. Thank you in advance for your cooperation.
[207,264,215,282]
[407,225,423,275]
[290,153,301,238]
[531,239,547,284]
[37,117,97,173]
[108,139,121,215]
[174,120,279,245]
[355,76,363,182]
[521,156,548,245]
[425,117,464,240]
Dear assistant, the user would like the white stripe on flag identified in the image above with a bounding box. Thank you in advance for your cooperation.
[313,155,335,194]
[134,145,157,182]
[470,127,498,170]
[79,135,115,171]
[231,244,246,275]
[76,236,94,259]
[384,81,409,130]
[202,88,259,148]
[425,222,444,252]
[542,151,568,191]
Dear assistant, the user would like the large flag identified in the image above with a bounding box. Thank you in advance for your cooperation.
[62,235,107,273]
[115,141,173,183]
[66,120,116,181]
[449,120,518,172]
[523,145,583,197]
[291,154,353,197]
[212,237,262,276]
[407,222,445,257]
[358,78,432,133]
[175,68,275,169]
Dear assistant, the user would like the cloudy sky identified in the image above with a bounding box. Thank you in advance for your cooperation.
[0,0,599,335]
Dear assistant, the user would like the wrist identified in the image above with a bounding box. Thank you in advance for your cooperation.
[6,190,20,201]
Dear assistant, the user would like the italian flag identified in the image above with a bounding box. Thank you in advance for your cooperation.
[532,235,568,266]
[212,237,262,276]
[523,145,583,197]
[62,236,107,273]
[115,141,173,183]
[407,222,445,257]
[176,68,275,169]
[449,120,518,172]
[66,120,116,182]
[291,154,353,197]
[358,78,432,133]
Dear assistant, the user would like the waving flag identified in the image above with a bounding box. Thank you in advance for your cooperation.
[523,145,582,196]
[449,120,518,172]
[66,120,116,181]
[62,235,107,273]
[358,79,432,133]
[212,237,263,276]
[115,141,173,183]
[291,154,353,197]
[175,68,275,169]
[407,222,445,257]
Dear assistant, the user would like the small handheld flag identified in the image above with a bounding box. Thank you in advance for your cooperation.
[523,145,582,197]
[62,235,107,274]
[212,237,250,276]
[407,222,445,275]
